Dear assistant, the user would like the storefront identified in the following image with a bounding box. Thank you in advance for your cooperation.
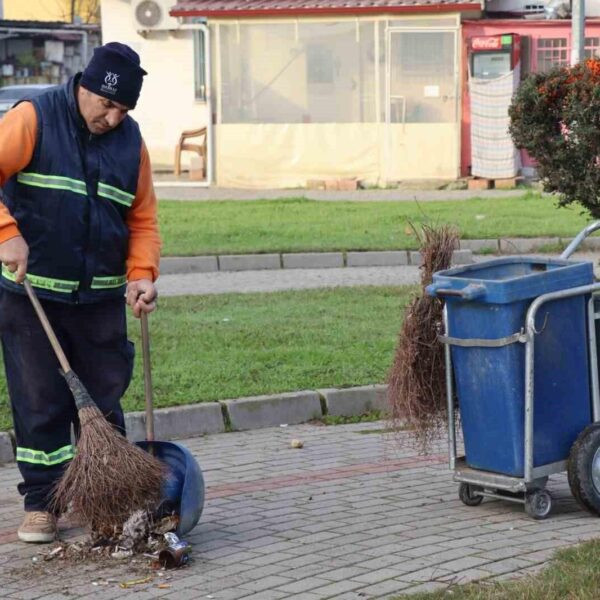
[101,0,482,187]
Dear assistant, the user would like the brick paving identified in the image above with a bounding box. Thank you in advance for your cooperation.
[1,422,600,599]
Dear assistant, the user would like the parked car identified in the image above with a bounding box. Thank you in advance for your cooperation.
[0,84,55,118]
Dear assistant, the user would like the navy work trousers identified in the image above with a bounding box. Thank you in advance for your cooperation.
[0,289,134,511]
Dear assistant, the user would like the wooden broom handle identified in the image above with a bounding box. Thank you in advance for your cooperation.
[140,311,155,442]
[23,278,71,374]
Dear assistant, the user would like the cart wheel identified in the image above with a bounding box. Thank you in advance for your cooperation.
[459,483,483,506]
[524,489,553,519]
[568,423,600,516]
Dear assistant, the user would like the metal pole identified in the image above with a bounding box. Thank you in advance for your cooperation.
[444,306,457,470]
[571,0,585,66]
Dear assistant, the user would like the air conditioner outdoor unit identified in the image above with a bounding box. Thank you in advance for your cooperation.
[132,0,180,31]
[485,0,549,15]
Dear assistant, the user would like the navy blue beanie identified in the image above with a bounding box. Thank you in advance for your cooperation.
[80,42,147,109]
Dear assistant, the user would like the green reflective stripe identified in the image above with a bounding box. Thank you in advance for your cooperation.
[2,265,78,293]
[17,172,87,196]
[16,444,75,466]
[98,182,134,207]
[91,275,127,289]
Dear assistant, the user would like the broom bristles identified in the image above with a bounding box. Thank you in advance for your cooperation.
[52,405,165,529]
[387,224,459,452]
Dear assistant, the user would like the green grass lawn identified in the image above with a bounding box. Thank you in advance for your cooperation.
[402,539,600,599]
[158,193,592,256]
[0,286,412,431]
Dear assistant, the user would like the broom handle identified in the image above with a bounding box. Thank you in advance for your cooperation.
[23,278,71,373]
[140,311,155,442]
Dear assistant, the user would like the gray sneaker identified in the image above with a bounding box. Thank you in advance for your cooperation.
[17,511,57,543]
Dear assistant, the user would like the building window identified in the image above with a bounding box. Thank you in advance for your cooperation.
[585,37,600,59]
[194,30,206,101]
[536,38,568,72]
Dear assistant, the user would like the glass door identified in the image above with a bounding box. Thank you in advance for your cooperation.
[385,29,459,181]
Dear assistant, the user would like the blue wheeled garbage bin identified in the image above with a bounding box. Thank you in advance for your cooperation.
[427,257,594,478]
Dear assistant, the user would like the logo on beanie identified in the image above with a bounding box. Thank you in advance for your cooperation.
[101,71,119,95]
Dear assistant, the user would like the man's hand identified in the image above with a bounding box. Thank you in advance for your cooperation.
[0,236,28,283]
[126,278,157,318]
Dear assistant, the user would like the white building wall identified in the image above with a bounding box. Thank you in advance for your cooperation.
[100,0,208,168]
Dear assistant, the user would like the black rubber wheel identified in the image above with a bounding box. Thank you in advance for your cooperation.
[458,483,483,506]
[524,489,553,519]
[568,422,600,516]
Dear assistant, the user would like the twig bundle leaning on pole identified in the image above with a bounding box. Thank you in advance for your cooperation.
[22,279,164,529]
[387,224,459,451]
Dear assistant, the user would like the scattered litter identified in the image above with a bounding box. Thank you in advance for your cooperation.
[279,424,288,428]
[157,584,171,589]
[111,549,133,559]
[159,532,191,568]
[121,510,150,549]
[92,582,99,586]
[290,439,304,449]
[222,318,230,322]
[31,557,38,563]
[44,547,63,561]
[475,214,486,220]
[38,513,189,570]
[119,576,154,589]
[153,515,179,535]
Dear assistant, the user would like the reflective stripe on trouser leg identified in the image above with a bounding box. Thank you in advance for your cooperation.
[16,445,75,466]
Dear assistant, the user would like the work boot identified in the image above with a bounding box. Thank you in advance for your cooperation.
[17,511,57,543]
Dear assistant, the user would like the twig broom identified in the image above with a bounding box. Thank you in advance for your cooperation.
[23,279,164,529]
[387,224,459,452]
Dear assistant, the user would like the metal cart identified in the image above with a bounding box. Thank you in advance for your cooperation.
[435,222,600,519]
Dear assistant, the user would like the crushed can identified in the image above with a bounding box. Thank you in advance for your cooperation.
[158,532,191,568]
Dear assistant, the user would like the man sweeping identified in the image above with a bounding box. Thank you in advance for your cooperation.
[0,42,161,542]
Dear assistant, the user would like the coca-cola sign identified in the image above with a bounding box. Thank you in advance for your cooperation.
[471,36,503,51]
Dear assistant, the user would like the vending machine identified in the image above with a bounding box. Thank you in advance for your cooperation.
[468,34,522,179]
[470,34,521,79]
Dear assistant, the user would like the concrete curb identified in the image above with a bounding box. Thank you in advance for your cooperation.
[124,402,226,442]
[159,249,473,274]
[0,384,390,463]
[347,251,408,267]
[282,252,344,269]
[224,390,322,431]
[0,432,13,464]
[318,384,388,417]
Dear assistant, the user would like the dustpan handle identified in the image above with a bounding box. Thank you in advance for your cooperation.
[140,311,155,442]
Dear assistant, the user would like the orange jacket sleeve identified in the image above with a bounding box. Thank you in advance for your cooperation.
[0,102,38,243]
[126,140,161,282]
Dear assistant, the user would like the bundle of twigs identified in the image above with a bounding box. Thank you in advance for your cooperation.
[387,223,459,451]
[52,396,165,528]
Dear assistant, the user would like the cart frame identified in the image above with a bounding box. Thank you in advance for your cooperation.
[444,222,600,509]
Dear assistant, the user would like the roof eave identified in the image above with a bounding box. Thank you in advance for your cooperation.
[170,4,481,18]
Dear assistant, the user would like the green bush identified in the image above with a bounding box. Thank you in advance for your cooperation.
[509,59,600,217]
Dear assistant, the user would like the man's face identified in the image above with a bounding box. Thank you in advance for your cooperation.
[77,86,130,135]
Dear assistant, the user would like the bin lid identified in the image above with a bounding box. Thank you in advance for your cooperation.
[427,256,594,303]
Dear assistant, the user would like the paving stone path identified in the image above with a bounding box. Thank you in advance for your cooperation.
[1,422,599,599]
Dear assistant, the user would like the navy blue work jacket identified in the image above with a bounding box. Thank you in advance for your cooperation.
[1,74,142,303]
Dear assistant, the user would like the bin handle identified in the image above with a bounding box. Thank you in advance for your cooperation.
[427,283,486,301]
[561,221,600,259]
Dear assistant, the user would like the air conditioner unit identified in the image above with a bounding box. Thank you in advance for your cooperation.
[132,0,180,31]
[485,0,549,15]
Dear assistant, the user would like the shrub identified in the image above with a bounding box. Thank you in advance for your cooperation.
[509,59,600,217]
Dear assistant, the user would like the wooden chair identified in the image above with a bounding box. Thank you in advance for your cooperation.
[174,127,207,176]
